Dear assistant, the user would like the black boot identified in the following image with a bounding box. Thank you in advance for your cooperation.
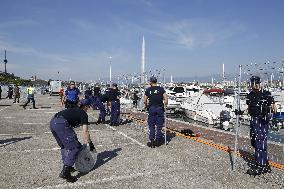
[59,165,77,183]
[246,164,262,176]
[97,118,102,124]
[155,139,164,147]
[261,164,272,174]
[147,140,155,148]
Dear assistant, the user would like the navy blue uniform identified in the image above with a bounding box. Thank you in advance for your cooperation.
[93,87,106,122]
[246,89,274,166]
[109,88,121,125]
[65,88,80,108]
[145,86,166,141]
[50,108,88,166]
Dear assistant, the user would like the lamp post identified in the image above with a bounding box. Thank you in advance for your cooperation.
[4,50,8,74]
[109,56,112,83]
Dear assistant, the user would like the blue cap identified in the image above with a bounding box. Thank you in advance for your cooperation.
[149,76,157,83]
[250,76,261,84]
[80,99,91,106]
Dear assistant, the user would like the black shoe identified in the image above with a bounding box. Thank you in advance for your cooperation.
[147,140,155,148]
[59,165,77,183]
[23,106,26,109]
[246,164,263,176]
[109,122,113,126]
[155,139,164,147]
[261,164,272,174]
[97,119,102,124]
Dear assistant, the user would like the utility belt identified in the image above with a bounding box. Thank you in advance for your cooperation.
[149,104,164,108]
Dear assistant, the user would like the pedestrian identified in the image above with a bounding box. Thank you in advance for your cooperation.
[13,85,20,103]
[0,85,2,100]
[246,76,276,176]
[144,76,168,148]
[132,91,139,108]
[50,99,95,182]
[59,86,65,106]
[23,84,36,109]
[63,81,81,109]
[109,83,121,126]
[7,86,13,99]
[93,86,106,124]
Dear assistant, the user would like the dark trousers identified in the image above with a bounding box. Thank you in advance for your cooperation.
[65,99,78,109]
[50,117,81,166]
[147,106,165,141]
[13,95,20,103]
[250,117,269,166]
[94,97,106,121]
[23,97,35,108]
[110,101,120,124]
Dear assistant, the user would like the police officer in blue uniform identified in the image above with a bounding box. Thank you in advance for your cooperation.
[109,83,121,126]
[93,86,106,124]
[144,76,168,148]
[63,81,81,109]
[50,99,95,182]
[104,84,112,115]
[246,76,276,176]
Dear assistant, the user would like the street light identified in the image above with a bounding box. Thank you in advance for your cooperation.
[109,56,112,83]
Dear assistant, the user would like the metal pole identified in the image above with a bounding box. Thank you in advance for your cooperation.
[164,111,167,145]
[233,64,242,171]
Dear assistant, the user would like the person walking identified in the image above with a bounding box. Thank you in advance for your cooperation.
[13,85,20,103]
[23,84,36,109]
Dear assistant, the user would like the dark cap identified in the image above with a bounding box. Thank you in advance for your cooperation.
[149,76,157,83]
[80,99,91,106]
[112,83,118,87]
[250,76,261,84]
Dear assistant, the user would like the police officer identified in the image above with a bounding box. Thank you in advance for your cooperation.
[246,76,276,176]
[132,91,139,108]
[63,81,81,109]
[0,85,2,100]
[23,84,36,109]
[93,86,106,124]
[144,76,168,148]
[109,83,121,126]
[104,84,112,115]
[50,99,95,183]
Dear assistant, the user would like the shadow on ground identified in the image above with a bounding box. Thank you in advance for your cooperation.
[76,148,122,178]
[0,136,32,147]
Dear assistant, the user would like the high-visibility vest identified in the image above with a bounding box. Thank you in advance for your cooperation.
[27,87,35,95]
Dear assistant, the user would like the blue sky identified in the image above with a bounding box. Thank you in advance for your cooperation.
[0,0,284,82]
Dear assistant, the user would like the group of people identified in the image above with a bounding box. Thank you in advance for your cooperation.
[49,75,275,183]
[0,85,21,103]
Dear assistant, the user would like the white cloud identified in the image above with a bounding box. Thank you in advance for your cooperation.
[70,19,96,30]
[156,19,246,49]
[0,19,38,29]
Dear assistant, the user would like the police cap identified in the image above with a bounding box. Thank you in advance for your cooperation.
[149,76,157,83]
[250,76,261,84]
[112,83,118,87]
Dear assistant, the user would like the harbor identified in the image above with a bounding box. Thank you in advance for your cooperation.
[0,94,283,189]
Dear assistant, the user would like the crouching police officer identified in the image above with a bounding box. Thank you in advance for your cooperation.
[144,76,168,148]
[246,76,276,176]
[50,99,95,182]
